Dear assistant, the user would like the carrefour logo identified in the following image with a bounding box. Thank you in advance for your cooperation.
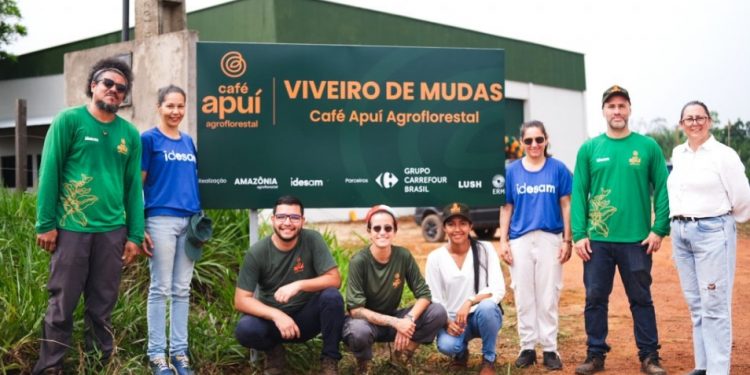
[375,172,399,189]
[220,51,247,78]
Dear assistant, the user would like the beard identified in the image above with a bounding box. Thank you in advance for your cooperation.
[273,226,300,243]
[95,99,120,113]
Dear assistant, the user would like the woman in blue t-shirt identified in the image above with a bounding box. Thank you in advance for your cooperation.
[498,120,573,371]
[141,85,201,375]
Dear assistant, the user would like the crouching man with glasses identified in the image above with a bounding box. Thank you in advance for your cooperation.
[343,205,447,374]
[234,195,344,375]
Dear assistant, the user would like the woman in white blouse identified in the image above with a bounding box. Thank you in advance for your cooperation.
[425,202,505,375]
[667,100,750,375]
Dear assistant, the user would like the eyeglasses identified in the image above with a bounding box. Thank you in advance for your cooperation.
[522,136,545,145]
[274,213,302,223]
[371,225,394,233]
[97,78,128,94]
[681,116,709,126]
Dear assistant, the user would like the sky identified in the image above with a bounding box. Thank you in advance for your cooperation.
[6,0,750,136]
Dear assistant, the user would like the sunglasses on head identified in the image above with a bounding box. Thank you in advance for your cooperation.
[97,78,127,94]
[371,225,394,233]
[522,136,545,145]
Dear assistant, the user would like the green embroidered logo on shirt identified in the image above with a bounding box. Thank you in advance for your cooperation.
[60,174,99,227]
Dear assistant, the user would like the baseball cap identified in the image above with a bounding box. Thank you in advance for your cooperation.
[602,85,630,106]
[365,204,398,230]
[442,202,472,225]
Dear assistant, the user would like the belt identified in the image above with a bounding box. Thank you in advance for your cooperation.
[671,214,726,222]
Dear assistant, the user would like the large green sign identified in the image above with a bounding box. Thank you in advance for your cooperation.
[197,42,506,208]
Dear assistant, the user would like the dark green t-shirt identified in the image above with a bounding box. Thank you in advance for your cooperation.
[346,245,431,315]
[237,229,337,314]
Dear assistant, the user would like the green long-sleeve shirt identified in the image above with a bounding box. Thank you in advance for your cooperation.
[571,132,669,243]
[35,105,144,244]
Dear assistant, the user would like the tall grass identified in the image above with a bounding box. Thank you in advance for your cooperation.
[0,189,360,374]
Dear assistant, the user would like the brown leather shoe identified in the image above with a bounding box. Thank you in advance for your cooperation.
[355,358,371,375]
[263,345,286,375]
[640,355,666,375]
[320,357,338,375]
[479,359,496,375]
[575,354,605,375]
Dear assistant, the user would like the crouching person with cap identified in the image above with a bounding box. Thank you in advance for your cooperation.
[234,195,344,375]
[426,203,505,375]
[344,205,447,374]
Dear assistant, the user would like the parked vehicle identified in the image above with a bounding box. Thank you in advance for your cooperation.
[414,206,500,242]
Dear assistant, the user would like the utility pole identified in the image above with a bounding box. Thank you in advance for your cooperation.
[15,99,28,192]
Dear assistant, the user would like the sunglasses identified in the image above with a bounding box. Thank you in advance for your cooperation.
[371,225,394,233]
[98,78,128,94]
[522,136,545,146]
[274,213,302,223]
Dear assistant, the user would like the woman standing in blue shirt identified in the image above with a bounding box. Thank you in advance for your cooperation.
[498,120,573,371]
[141,85,200,375]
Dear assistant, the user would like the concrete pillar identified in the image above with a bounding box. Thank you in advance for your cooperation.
[135,0,186,40]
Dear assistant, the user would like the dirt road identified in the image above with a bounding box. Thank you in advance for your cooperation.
[314,217,750,374]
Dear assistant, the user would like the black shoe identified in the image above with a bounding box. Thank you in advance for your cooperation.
[575,354,605,375]
[685,370,706,375]
[450,349,469,369]
[543,351,563,371]
[640,355,666,375]
[515,349,537,368]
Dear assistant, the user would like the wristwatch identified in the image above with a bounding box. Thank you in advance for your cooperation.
[467,296,476,305]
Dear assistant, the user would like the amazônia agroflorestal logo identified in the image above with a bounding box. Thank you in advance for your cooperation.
[220,51,247,78]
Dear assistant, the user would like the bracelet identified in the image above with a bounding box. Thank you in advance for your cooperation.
[405,313,414,322]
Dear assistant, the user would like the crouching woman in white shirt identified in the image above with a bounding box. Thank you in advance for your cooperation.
[425,202,505,375]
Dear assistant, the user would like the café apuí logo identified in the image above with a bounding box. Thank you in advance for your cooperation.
[220,51,246,78]
[202,51,263,120]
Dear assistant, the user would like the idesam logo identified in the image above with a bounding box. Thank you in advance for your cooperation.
[375,172,399,189]
[220,51,247,78]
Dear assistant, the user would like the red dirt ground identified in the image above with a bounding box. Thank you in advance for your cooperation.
[315,217,750,374]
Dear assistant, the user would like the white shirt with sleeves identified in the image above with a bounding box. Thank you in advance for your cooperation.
[425,240,505,321]
[668,135,750,223]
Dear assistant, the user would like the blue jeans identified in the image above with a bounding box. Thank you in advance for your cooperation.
[436,300,502,362]
[672,215,736,374]
[235,288,345,360]
[146,216,195,359]
[583,241,660,360]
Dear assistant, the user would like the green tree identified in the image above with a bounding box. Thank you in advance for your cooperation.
[0,0,26,61]
[711,118,750,179]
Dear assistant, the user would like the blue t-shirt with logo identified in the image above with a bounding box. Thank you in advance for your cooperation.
[141,127,201,217]
[505,157,572,239]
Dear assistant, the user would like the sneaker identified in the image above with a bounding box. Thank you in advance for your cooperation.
[41,368,64,375]
[170,354,194,375]
[543,351,563,371]
[355,358,371,375]
[320,357,338,375]
[263,345,286,375]
[515,349,537,368]
[479,358,496,375]
[686,370,706,375]
[450,349,469,369]
[149,357,175,375]
[575,354,605,375]
[640,355,666,375]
